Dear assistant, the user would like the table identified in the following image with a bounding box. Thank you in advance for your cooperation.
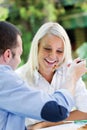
[37,120,87,130]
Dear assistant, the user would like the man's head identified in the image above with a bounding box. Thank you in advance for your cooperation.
[0,21,23,70]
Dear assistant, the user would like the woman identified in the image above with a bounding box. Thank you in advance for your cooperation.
[16,22,87,129]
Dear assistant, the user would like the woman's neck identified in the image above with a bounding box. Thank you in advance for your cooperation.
[39,70,54,83]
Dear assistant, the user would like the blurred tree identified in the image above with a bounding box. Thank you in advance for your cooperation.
[0,0,9,20]
[3,0,60,65]
[1,0,87,67]
[76,43,87,84]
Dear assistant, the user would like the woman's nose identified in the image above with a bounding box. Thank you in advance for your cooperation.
[49,51,57,59]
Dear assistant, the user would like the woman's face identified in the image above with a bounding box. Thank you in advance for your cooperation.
[38,34,64,74]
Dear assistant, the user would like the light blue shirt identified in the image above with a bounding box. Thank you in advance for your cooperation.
[0,65,74,130]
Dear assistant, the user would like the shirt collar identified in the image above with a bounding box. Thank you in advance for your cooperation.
[33,67,66,84]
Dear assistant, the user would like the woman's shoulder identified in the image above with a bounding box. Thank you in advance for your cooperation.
[16,66,23,75]
[15,64,27,78]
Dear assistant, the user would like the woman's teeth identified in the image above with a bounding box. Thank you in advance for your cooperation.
[45,59,56,64]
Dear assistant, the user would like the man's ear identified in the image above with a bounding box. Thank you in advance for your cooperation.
[3,49,12,63]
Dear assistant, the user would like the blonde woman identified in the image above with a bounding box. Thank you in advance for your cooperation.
[16,22,87,129]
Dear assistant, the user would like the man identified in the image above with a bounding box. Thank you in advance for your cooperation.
[0,21,87,130]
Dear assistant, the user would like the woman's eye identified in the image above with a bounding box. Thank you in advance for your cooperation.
[57,50,64,53]
[44,48,51,51]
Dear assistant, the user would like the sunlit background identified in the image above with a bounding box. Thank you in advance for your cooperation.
[1,0,87,85]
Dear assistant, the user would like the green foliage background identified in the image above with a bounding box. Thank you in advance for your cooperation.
[1,0,61,65]
[76,43,87,84]
[1,0,87,83]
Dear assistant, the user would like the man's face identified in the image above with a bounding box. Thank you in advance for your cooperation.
[8,35,23,70]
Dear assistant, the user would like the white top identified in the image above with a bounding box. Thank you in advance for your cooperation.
[16,66,87,126]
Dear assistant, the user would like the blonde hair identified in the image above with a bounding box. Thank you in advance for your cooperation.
[18,22,72,83]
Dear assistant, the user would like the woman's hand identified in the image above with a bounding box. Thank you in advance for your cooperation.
[67,58,87,81]
[62,58,87,96]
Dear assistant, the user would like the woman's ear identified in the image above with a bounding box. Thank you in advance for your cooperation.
[3,49,12,63]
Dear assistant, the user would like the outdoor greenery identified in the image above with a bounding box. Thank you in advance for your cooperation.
[76,43,87,84]
[0,0,87,83]
[0,0,63,65]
